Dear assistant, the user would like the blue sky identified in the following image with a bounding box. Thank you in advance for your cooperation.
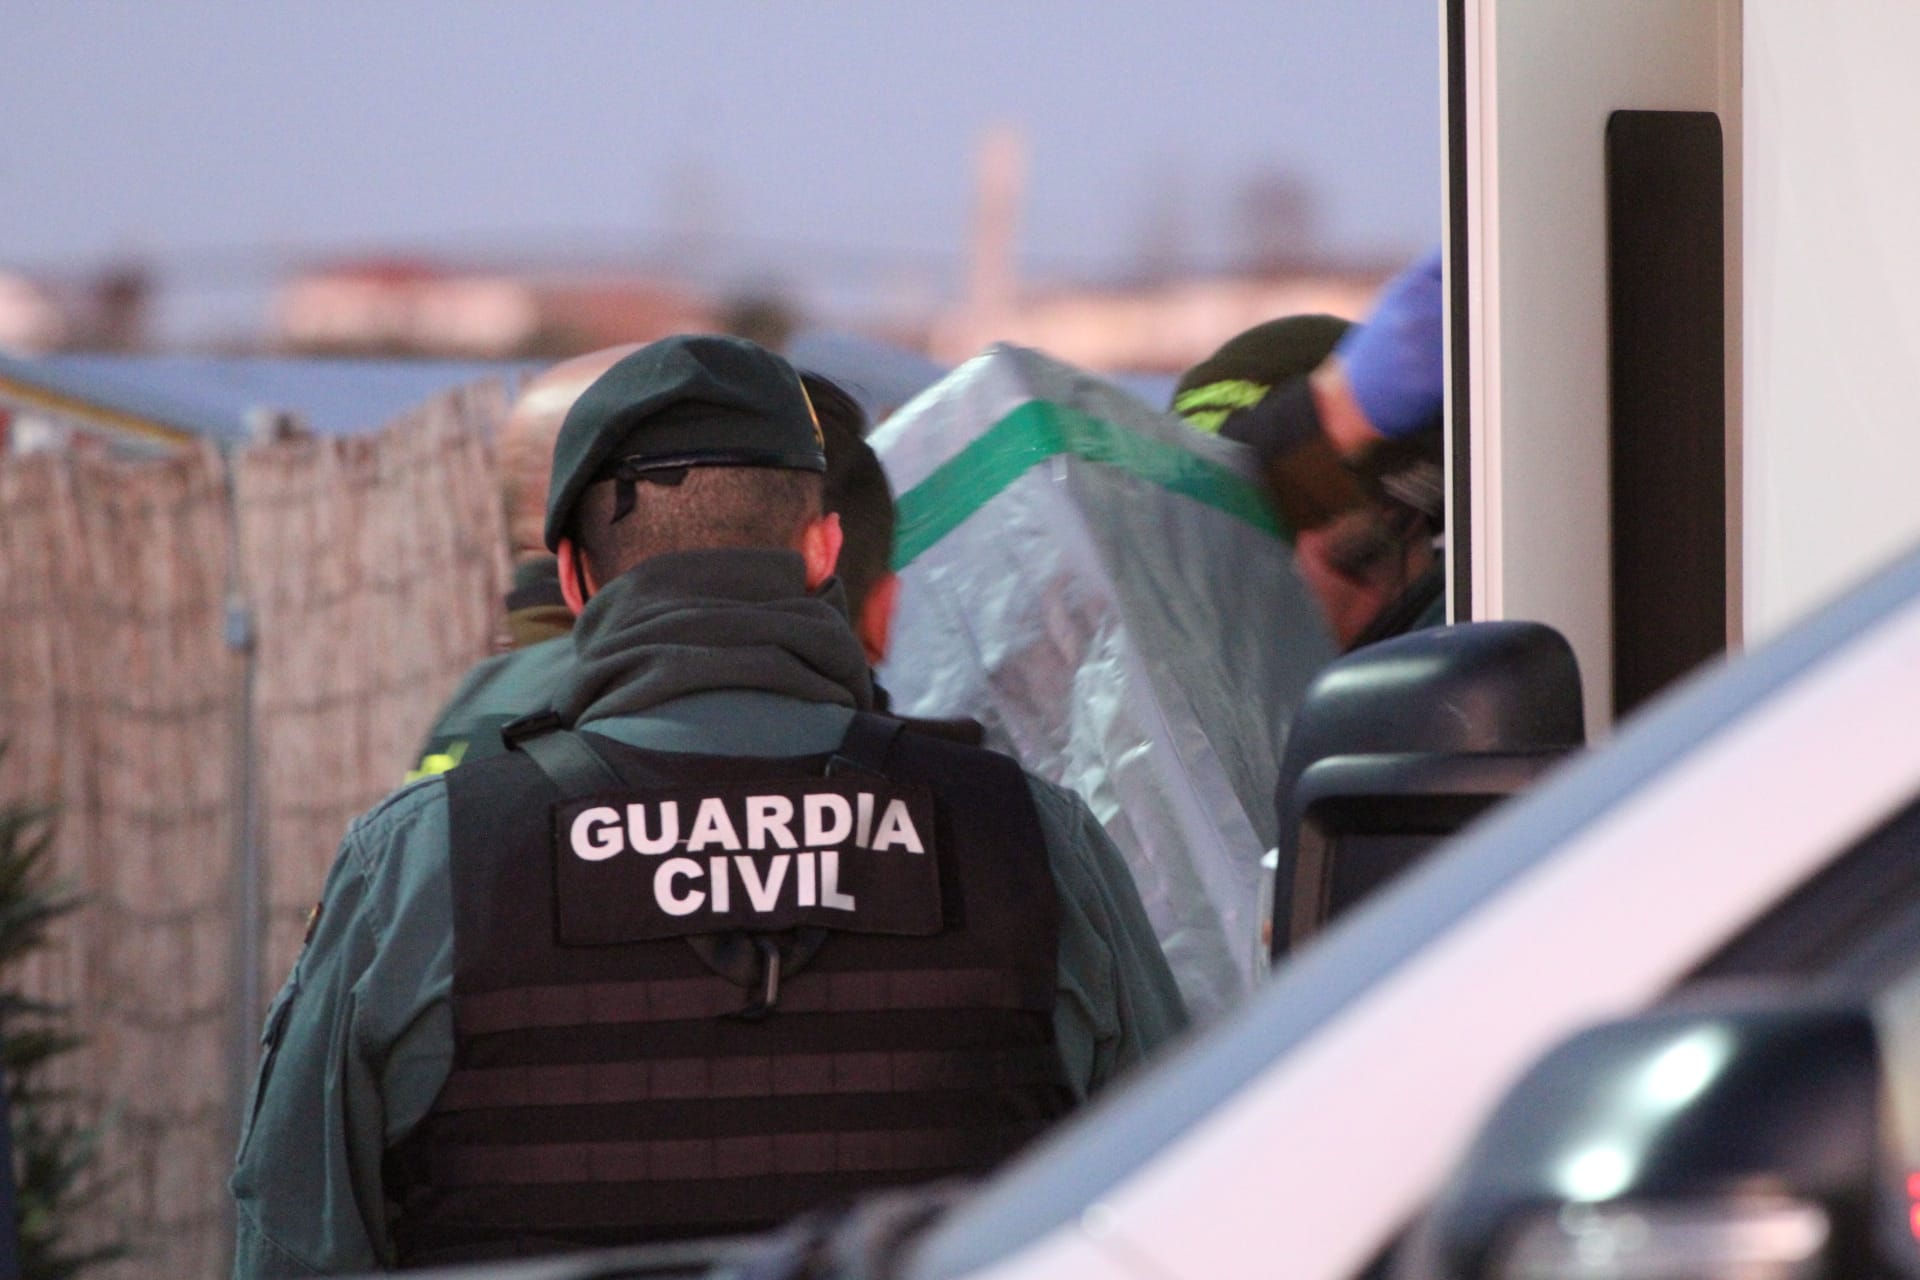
[2,1,1440,337]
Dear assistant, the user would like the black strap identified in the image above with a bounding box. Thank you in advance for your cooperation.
[501,710,623,796]
[457,967,1051,1035]
[828,712,906,778]
[430,1121,1045,1188]
[434,1044,1066,1111]
[893,715,986,748]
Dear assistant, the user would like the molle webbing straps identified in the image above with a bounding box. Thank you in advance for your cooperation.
[429,1043,1067,1112]
[453,966,1054,1036]
[409,721,1069,1263]
[427,1121,1049,1189]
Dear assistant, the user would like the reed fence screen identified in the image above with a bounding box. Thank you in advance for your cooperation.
[0,380,512,1278]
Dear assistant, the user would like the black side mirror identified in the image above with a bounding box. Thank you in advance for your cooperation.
[1403,996,1904,1279]
[1272,621,1583,961]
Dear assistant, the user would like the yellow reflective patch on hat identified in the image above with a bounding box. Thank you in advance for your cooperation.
[798,376,825,450]
[1173,378,1270,418]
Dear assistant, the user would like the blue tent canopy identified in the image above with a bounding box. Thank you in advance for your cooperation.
[0,352,534,450]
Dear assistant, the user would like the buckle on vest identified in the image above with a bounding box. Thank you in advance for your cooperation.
[730,936,783,1022]
[500,708,565,745]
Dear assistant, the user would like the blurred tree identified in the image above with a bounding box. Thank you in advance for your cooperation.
[84,262,153,353]
[718,291,801,352]
[1235,167,1321,273]
[0,746,118,1279]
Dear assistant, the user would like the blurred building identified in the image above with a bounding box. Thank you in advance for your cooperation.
[0,272,69,353]
[0,349,530,457]
[0,263,157,355]
[927,125,1396,375]
[274,257,717,358]
[928,263,1392,375]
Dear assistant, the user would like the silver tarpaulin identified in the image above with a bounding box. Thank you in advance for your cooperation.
[870,345,1335,1020]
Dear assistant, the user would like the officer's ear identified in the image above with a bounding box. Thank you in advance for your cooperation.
[857,571,900,664]
[800,512,843,592]
[557,538,599,615]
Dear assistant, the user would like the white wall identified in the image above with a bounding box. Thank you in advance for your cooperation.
[1744,2,1920,637]
[1458,0,1740,732]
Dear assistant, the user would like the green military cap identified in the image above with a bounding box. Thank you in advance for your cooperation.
[1169,314,1351,433]
[543,334,827,551]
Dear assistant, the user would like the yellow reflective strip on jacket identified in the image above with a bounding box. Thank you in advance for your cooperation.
[405,740,468,782]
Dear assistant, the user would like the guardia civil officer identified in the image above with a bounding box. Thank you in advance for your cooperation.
[230,334,1187,1275]
[409,361,905,779]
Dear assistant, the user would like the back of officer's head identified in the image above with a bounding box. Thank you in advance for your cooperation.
[803,371,894,619]
[545,335,829,587]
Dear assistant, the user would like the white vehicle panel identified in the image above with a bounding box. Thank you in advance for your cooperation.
[965,590,1920,1280]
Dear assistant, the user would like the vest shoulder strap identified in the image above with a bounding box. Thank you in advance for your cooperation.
[828,711,907,777]
[504,708,910,795]
[499,709,621,795]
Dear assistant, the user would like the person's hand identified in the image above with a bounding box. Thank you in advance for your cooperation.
[1332,247,1444,441]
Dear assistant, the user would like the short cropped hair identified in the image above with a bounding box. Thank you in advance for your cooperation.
[802,373,897,619]
[573,466,823,585]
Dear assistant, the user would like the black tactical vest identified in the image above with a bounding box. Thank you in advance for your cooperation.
[389,714,1070,1266]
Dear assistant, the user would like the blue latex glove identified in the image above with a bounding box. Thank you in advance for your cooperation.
[1335,247,1444,440]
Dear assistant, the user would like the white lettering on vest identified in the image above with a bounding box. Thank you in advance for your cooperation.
[796,850,817,906]
[803,793,853,845]
[571,807,624,861]
[627,801,680,855]
[820,849,857,911]
[656,858,705,915]
[856,792,875,847]
[735,854,790,912]
[870,799,926,853]
[745,795,798,850]
[708,856,731,912]
[685,797,742,852]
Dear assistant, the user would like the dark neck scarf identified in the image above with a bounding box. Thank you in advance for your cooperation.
[553,548,874,727]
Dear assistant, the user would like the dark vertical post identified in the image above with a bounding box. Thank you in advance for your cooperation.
[1606,111,1727,716]
[1446,0,1472,621]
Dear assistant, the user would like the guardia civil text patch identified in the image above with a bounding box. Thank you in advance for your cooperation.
[552,778,941,945]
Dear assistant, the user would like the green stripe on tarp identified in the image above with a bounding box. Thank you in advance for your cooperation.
[891,399,1284,570]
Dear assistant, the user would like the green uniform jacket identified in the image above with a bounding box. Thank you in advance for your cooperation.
[407,636,572,779]
[408,556,574,779]
[231,690,1188,1277]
